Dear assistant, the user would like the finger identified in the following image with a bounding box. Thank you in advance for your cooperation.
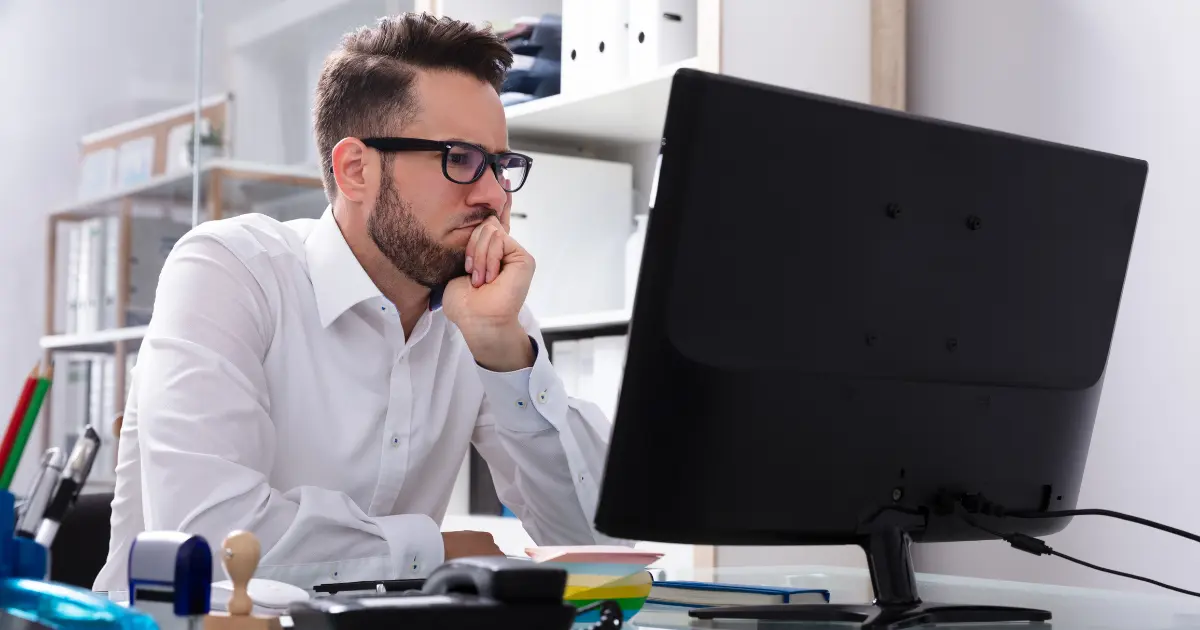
[499,198,512,233]
[485,229,505,283]
[465,223,484,274]
[472,224,497,287]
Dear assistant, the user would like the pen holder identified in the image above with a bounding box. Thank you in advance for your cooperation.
[0,490,47,579]
[0,490,156,630]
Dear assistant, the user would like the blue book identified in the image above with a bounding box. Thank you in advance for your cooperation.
[647,580,830,608]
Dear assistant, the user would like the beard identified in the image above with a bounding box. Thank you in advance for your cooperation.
[367,169,467,289]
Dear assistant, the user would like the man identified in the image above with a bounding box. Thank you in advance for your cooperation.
[95,13,619,591]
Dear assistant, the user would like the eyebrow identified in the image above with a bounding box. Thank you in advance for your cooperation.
[447,137,509,154]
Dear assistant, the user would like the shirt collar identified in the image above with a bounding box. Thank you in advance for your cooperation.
[306,207,383,328]
[305,207,445,328]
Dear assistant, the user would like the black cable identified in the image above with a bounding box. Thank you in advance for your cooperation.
[1007,509,1200,546]
[1050,549,1200,599]
[955,507,1200,599]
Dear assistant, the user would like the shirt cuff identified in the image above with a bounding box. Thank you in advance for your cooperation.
[477,336,567,433]
[376,513,444,578]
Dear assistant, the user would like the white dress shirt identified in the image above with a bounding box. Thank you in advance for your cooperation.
[94,208,619,592]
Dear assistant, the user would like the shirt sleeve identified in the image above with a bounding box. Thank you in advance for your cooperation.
[470,309,627,546]
[132,231,443,588]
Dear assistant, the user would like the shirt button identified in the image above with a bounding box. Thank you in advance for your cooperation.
[537,390,548,404]
[390,434,400,447]
[515,399,527,409]
[411,561,420,572]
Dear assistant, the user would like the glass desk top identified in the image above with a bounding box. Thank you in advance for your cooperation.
[621,565,1200,630]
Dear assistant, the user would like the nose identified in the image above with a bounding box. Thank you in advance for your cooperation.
[465,165,509,211]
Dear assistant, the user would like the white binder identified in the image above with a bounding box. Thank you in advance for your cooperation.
[561,0,592,95]
[562,0,631,94]
[628,0,698,78]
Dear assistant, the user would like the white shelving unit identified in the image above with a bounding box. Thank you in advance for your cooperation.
[53,160,323,217]
[540,309,630,335]
[506,58,699,143]
[43,160,325,353]
[41,326,150,354]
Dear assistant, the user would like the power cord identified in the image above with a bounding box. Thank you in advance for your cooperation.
[957,493,1200,547]
[1007,508,1200,546]
[953,497,1200,599]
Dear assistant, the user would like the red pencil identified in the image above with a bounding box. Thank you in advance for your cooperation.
[0,363,39,472]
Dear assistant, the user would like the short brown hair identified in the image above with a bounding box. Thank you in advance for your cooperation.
[313,13,513,201]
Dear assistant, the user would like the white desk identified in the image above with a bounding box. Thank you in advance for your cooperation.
[626,565,1200,630]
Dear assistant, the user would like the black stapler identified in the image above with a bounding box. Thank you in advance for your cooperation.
[286,557,578,630]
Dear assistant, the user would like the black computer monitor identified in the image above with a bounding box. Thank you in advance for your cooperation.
[594,69,1148,628]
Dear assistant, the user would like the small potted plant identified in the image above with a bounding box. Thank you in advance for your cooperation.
[185,119,224,166]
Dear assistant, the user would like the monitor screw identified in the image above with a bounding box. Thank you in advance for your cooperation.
[946,338,959,352]
[966,215,983,230]
[892,488,904,502]
[886,202,903,218]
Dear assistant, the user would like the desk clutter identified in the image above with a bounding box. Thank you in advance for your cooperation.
[0,491,828,630]
[525,546,660,621]
[124,535,644,630]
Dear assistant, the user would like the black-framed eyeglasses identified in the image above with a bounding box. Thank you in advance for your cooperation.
[361,137,533,193]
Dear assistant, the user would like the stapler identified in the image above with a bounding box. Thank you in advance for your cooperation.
[286,556,578,630]
[128,531,213,630]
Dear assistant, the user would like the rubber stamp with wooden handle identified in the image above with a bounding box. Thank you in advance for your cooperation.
[204,531,282,630]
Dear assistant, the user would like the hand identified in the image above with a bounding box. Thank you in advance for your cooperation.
[442,530,505,560]
[443,215,536,372]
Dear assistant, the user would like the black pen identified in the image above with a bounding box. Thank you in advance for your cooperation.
[16,447,65,538]
[35,425,101,547]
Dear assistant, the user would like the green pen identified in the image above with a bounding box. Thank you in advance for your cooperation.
[0,366,53,490]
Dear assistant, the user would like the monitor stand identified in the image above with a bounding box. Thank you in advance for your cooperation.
[690,524,1051,629]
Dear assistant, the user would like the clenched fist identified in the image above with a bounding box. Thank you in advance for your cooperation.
[442,215,536,372]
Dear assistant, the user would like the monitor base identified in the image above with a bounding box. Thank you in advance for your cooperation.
[692,517,1051,628]
[689,602,1051,629]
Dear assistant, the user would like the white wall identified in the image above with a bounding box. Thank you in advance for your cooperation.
[908,0,1200,593]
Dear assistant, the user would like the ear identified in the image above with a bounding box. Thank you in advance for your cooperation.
[331,138,373,203]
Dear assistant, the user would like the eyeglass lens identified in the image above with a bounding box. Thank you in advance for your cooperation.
[445,144,529,192]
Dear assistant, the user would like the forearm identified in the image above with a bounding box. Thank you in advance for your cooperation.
[143,453,443,587]
[473,336,625,546]
[461,322,536,373]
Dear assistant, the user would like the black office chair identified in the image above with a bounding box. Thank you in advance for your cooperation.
[48,491,113,588]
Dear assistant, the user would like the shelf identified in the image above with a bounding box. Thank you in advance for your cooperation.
[505,58,699,144]
[40,326,148,353]
[53,160,323,219]
[539,309,630,334]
